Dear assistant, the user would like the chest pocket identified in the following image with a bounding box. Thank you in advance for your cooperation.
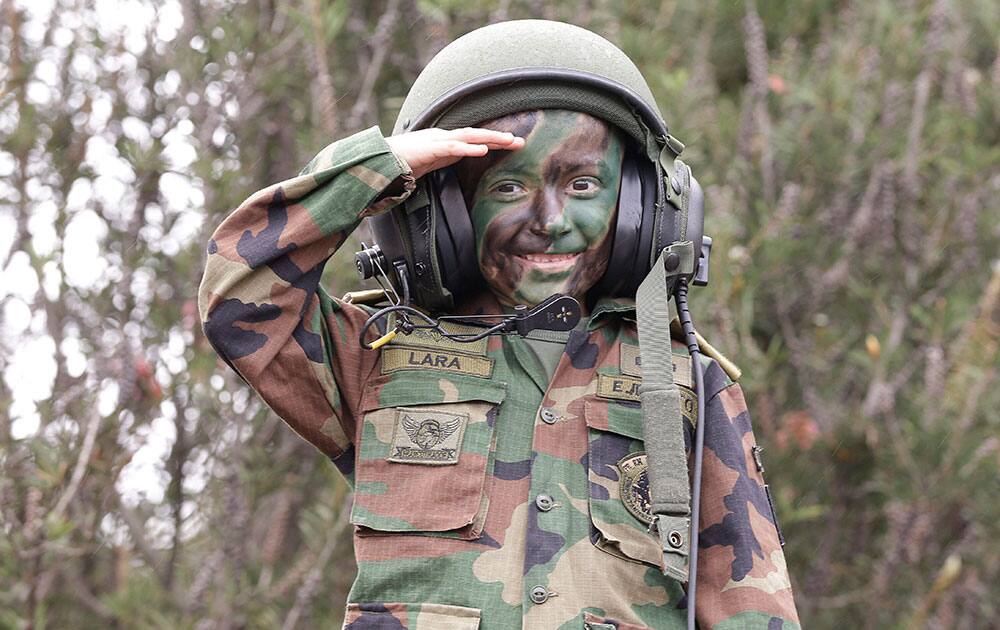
[351,371,506,540]
[584,394,695,568]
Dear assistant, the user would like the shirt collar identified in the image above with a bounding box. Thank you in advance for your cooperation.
[587,295,636,330]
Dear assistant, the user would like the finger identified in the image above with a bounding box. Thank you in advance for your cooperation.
[480,137,525,150]
[448,127,522,145]
[442,140,490,157]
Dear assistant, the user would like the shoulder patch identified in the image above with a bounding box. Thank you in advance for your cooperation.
[617,452,653,525]
[387,407,468,465]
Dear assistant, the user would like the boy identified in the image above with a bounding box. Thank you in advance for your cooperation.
[200,20,798,630]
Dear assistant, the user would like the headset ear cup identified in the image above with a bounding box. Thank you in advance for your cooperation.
[370,185,419,292]
[432,167,481,300]
[652,161,704,274]
[431,171,460,296]
[632,157,657,294]
[595,155,642,297]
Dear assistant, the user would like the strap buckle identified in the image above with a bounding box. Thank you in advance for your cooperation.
[663,133,686,156]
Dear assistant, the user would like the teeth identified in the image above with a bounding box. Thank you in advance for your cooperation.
[520,253,579,262]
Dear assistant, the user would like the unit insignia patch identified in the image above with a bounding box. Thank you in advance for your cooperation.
[387,407,468,465]
[617,452,653,525]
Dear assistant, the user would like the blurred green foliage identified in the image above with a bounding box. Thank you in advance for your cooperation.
[0,0,996,628]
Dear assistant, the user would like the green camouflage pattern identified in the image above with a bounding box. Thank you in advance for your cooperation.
[459,110,624,308]
[198,126,800,629]
[344,602,481,629]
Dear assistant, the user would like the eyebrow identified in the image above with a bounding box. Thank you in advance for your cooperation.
[545,153,613,180]
[548,156,607,170]
[491,153,607,174]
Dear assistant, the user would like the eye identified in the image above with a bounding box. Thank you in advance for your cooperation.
[489,180,526,197]
[568,177,600,195]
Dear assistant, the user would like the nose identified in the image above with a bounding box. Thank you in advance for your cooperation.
[529,190,573,239]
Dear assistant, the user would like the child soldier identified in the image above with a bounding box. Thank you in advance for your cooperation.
[200,19,799,630]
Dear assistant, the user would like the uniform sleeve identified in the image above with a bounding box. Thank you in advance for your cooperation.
[694,376,801,629]
[197,126,414,472]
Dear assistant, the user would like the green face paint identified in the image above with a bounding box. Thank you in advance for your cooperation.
[458,110,624,308]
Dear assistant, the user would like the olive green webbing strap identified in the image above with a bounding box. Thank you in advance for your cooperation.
[636,241,697,583]
[524,328,573,343]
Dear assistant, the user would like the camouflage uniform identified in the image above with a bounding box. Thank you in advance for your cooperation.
[199,126,800,629]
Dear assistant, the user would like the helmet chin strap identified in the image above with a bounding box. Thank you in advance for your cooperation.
[635,241,705,630]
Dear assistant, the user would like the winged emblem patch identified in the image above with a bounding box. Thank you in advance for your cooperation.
[387,407,469,465]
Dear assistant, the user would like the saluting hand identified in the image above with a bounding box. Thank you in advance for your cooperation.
[385,127,525,180]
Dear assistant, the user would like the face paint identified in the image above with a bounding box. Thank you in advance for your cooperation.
[458,110,624,309]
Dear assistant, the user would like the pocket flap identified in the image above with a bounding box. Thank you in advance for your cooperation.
[362,371,507,412]
[584,397,644,440]
[353,371,504,536]
[344,602,480,629]
[583,612,652,630]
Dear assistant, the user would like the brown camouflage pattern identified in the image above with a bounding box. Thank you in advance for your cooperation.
[198,126,800,629]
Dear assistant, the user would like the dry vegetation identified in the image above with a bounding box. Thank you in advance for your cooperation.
[1,0,997,627]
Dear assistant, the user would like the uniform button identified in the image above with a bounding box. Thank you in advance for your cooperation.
[668,530,685,548]
[535,493,554,512]
[529,585,549,604]
[540,407,557,424]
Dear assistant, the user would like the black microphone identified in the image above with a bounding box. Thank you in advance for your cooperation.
[510,294,581,336]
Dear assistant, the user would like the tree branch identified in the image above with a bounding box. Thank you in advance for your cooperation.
[345,0,400,132]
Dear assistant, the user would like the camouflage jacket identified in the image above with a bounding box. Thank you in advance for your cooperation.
[198,127,800,630]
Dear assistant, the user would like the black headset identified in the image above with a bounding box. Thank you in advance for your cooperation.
[363,151,706,309]
[359,71,709,312]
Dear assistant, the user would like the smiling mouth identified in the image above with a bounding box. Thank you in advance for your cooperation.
[518,253,579,262]
[514,252,581,271]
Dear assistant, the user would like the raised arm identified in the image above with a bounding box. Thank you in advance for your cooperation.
[197,126,523,471]
[197,127,415,466]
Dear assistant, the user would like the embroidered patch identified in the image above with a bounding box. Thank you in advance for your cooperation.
[680,386,697,426]
[619,344,693,387]
[620,344,643,377]
[617,452,653,525]
[387,407,468,465]
[598,374,697,423]
[388,320,488,355]
[672,354,693,388]
[597,374,641,402]
[381,347,494,378]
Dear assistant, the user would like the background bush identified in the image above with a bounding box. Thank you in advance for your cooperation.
[1,0,997,627]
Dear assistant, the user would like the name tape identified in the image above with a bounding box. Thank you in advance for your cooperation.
[381,347,494,379]
[620,344,692,388]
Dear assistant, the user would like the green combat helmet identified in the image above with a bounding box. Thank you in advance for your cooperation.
[357,19,708,312]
